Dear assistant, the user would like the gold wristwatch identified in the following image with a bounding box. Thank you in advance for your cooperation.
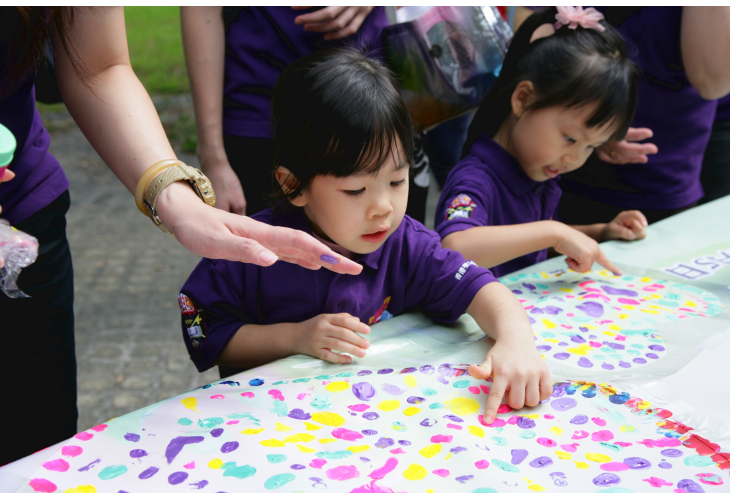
[138,160,216,236]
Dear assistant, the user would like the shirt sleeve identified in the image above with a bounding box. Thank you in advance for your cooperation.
[178,259,251,372]
[434,162,492,239]
[403,219,498,323]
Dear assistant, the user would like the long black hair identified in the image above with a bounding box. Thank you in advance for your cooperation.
[271,47,415,202]
[463,7,639,156]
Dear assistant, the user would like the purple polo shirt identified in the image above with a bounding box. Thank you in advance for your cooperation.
[435,134,562,278]
[716,95,730,123]
[179,204,497,372]
[223,7,389,139]
[560,6,718,210]
[0,77,69,226]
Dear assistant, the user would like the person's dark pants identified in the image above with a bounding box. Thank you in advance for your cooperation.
[0,191,76,465]
[558,189,696,226]
[423,113,472,189]
[700,120,730,205]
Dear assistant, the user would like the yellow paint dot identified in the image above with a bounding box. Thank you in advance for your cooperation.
[260,439,286,447]
[641,309,659,314]
[427,489,435,493]
[304,422,321,431]
[574,461,589,469]
[376,399,400,412]
[555,451,571,460]
[468,425,485,438]
[618,313,629,319]
[404,407,421,416]
[545,338,559,343]
[640,277,651,282]
[297,444,316,453]
[64,485,97,493]
[283,433,316,443]
[325,381,350,392]
[602,331,616,337]
[598,270,611,277]
[347,445,370,453]
[549,426,563,436]
[444,396,480,416]
[311,412,345,427]
[541,272,550,279]
[181,397,199,413]
[685,300,697,307]
[319,438,337,444]
[567,347,588,356]
[586,453,611,463]
[403,463,428,480]
[445,453,453,460]
[419,444,442,458]
[560,288,573,292]
[209,458,224,469]
[620,423,635,433]
[242,428,264,435]
[528,484,546,492]
[651,294,662,299]
[622,305,636,310]
[637,400,651,410]
[542,318,556,329]
[608,324,621,331]
[275,423,293,432]
[404,375,417,388]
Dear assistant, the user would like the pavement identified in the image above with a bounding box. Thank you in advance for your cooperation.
[39,93,442,433]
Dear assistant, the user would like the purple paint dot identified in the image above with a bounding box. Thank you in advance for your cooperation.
[320,254,339,265]
[512,289,523,295]
[362,429,378,435]
[555,341,569,347]
[139,466,159,479]
[576,301,604,318]
[618,361,632,369]
[419,365,435,374]
[633,357,647,364]
[544,305,562,315]
[511,449,529,465]
[580,327,589,333]
[362,412,379,421]
[291,464,306,470]
[593,473,620,486]
[377,368,393,375]
[660,449,683,458]
[600,285,638,297]
[601,363,615,370]
[648,345,665,352]
[190,480,208,489]
[375,437,394,449]
[570,335,587,344]
[443,415,464,422]
[124,433,140,442]
[623,457,651,469]
[357,370,372,376]
[221,441,239,454]
[165,435,205,464]
[570,414,588,425]
[678,479,705,493]
[553,352,570,360]
[529,456,553,468]
[450,446,468,454]
[382,383,405,396]
[550,398,577,412]
[168,471,189,485]
[517,417,536,429]
[398,440,411,446]
[359,457,370,462]
[210,428,223,438]
[536,345,552,352]
[455,475,474,484]
[407,396,426,404]
[130,449,147,458]
[523,283,536,290]
[577,357,593,368]
[658,462,672,469]
[420,418,437,427]
[352,382,376,401]
[604,342,625,350]
[288,408,311,420]
[646,353,659,360]
[552,385,567,397]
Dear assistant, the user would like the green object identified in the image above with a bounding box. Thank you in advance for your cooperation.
[0,123,16,167]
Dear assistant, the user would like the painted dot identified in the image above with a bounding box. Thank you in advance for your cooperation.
[168,471,188,485]
[403,463,428,480]
[28,479,57,493]
[264,473,296,490]
[139,466,159,479]
[98,465,128,480]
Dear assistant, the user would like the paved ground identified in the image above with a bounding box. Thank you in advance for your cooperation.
[40,94,442,433]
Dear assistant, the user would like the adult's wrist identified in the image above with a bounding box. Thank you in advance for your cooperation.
[155,180,203,233]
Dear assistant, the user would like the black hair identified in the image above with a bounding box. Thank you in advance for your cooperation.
[271,47,415,202]
[463,7,639,156]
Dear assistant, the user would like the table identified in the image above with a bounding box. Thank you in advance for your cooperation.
[3,197,730,493]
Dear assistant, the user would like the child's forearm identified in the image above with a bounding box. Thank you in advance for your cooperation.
[442,220,565,269]
[466,282,534,344]
[216,323,299,368]
[571,223,608,242]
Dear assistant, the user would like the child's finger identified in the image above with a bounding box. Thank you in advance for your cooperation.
[332,314,371,335]
[325,334,367,358]
[525,382,541,407]
[468,361,491,380]
[564,256,582,273]
[319,348,353,365]
[595,251,622,275]
[507,383,526,410]
[540,373,553,401]
[483,378,508,424]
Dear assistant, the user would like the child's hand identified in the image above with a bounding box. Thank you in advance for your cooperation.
[602,210,648,241]
[292,313,371,364]
[468,338,552,424]
[554,224,622,275]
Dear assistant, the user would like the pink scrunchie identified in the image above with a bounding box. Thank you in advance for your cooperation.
[554,6,606,32]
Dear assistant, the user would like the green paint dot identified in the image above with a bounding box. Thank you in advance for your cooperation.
[519,430,536,439]
[198,417,224,428]
[273,381,288,385]
[684,455,715,467]
[336,372,354,377]
[267,454,287,464]
[265,473,296,490]
[453,380,471,388]
[221,461,236,470]
[491,459,519,473]
[98,465,128,480]
[471,488,497,493]
[314,374,332,380]
[491,436,507,446]
[177,417,193,426]
[429,402,444,410]
[223,465,256,479]
[421,387,437,396]
[293,378,311,383]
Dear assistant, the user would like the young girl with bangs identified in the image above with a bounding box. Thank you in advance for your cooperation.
[436,7,647,278]
[179,48,552,424]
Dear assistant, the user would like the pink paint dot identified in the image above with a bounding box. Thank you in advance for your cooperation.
[446,423,462,430]
[240,392,254,398]
[42,459,70,472]
[561,444,579,452]
[497,404,512,414]
[28,478,57,493]
[544,414,554,420]
[643,476,674,488]
[600,462,630,472]
[297,393,308,400]
[226,420,239,425]
[475,460,490,470]
[389,448,406,455]
[210,394,225,399]
[478,415,506,427]
[507,416,519,425]
[90,424,107,433]
[268,389,284,401]
[592,417,607,426]
[468,386,480,395]
[326,465,360,481]
[572,430,589,439]
[332,428,363,441]
[432,469,450,477]
[614,442,633,448]
[348,404,370,412]
[183,461,196,469]
[430,435,453,444]
[537,437,557,448]
[74,432,94,441]
[480,385,490,394]
[592,430,614,442]
[310,458,327,469]
[589,341,602,348]
[61,445,83,458]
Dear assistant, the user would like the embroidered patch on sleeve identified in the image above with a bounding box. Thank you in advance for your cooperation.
[179,293,208,350]
[446,194,476,220]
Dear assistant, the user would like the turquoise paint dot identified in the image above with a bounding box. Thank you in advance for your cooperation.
[267,454,287,464]
[621,276,634,281]
[519,430,536,439]
[272,381,288,385]
[315,450,353,460]
[429,403,445,410]
[600,347,616,354]
[540,332,556,339]
[665,293,680,300]
[453,380,471,388]
[265,473,296,490]
[314,374,332,380]
[609,354,623,360]
[627,350,641,356]
[471,488,497,493]
[272,400,288,417]
[221,461,236,470]
[222,465,256,479]
[98,465,128,480]
[491,436,507,446]
[336,372,354,378]
[177,417,193,426]
[593,355,606,361]
[198,417,224,428]
[421,387,437,396]
[536,283,548,289]
[491,459,518,473]
[684,455,715,467]
[599,442,621,452]
[597,487,633,493]
[293,378,310,383]
[630,344,644,349]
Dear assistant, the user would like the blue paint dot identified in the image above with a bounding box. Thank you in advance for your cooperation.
[249,378,264,386]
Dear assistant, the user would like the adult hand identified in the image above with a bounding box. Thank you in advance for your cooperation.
[602,210,648,241]
[157,182,363,274]
[292,6,374,41]
[553,223,622,275]
[292,312,371,365]
[596,127,659,165]
[202,160,247,216]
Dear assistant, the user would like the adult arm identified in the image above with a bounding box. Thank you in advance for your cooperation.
[181,6,246,215]
[51,7,361,274]
[292,6,374,40]
[681,7,730,100]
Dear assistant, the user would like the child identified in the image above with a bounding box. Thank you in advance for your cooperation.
[436,7,647,278]
[178,48,551,423]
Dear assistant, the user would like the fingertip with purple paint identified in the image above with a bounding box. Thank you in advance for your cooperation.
[321,254,340,265]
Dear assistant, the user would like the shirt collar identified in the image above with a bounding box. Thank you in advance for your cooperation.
[469,134,548,197]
